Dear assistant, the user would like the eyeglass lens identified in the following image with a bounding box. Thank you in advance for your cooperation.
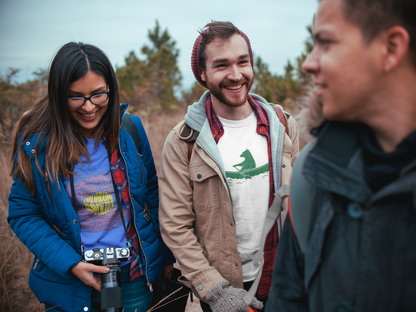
[68,92,109,107]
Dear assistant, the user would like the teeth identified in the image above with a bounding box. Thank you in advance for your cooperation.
[226,85,242,90]
[82,112,97,118]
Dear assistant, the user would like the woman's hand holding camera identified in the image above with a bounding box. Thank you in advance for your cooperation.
[71,261,110,291]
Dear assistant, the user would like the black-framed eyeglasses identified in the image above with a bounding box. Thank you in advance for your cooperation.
[67,90,110,108]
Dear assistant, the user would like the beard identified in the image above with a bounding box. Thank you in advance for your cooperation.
[206,76,253,108]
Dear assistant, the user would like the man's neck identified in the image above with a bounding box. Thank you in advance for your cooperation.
[365,88,416,153]
[358,63,416,153]
[210,96,253,120]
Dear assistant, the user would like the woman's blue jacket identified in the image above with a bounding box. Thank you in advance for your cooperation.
[8,104,175,312]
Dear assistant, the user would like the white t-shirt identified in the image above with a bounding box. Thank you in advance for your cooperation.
[218,112,270,282]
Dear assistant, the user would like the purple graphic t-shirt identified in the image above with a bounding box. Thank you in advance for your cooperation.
[65,139,130,263]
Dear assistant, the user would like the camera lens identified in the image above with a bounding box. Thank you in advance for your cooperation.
[100,266,122,312]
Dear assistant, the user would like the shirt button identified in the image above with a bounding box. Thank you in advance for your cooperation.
[235,263,238,267]
[197,174,202,179]
[31,149,36,154]
[25,141,30,146]
[282,163,286,168]
[347,202,363,219]
[198,285,203,291]
[84,307,89,311]
[73,220,77,224]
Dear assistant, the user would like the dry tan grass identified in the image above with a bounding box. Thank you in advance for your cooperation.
[138,108,186,174]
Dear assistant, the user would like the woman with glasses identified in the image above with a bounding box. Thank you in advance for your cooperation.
[8,42,175,312]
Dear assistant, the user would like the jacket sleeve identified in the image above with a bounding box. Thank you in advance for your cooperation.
[158,129,225,299]
[132,115,175,265]
[8,175,82,279]
[266,216,308,312]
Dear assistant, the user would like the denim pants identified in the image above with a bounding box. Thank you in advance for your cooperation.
[45,264,153,312]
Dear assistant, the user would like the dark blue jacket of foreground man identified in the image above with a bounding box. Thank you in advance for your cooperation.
[266,121,416,312]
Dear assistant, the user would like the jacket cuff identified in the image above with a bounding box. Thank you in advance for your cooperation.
[179,267,225,299]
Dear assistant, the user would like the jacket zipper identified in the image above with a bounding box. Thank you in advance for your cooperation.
[120,146,152,292]
[33,258,40,270]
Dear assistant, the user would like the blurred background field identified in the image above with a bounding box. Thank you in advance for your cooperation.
[0,21,311,311]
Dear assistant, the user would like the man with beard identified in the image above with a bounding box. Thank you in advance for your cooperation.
[266,0,416,311]
[158,21,299,312]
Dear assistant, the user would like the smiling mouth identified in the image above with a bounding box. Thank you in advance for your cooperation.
[224,84,243,90]
[80,111,97,118]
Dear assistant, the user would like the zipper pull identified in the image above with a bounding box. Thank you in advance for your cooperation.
[143,211,150,222]
[33,258,40,270]
[147,283,153,292]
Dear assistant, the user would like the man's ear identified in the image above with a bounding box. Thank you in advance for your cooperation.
[201,71,206,82]
[382,26,410,72]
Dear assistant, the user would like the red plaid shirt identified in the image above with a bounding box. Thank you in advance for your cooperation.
[106,139,143,282]
[206,95,278,298]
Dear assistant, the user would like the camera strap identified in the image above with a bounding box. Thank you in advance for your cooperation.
[69,145,129,247]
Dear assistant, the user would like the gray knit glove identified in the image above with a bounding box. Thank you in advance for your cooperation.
[205,280,264,312]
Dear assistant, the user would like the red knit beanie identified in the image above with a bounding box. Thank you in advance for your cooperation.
[191,29,254,88]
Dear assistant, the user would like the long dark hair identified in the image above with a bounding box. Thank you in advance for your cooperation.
[10,42,120,195]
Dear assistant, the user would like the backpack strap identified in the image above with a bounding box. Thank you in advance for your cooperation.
[288,140,314,254]
[180,123,199,161]
[122,112,141,154]
[271,105,289,136]
[243,183,291,305]
[121,113,151,217]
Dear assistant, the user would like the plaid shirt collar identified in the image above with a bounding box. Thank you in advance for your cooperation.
[206,94,270,143]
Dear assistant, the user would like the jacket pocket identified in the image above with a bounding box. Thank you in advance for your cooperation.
[189,165,219,211]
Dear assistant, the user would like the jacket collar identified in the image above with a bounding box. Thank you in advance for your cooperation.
[184,91,286,188]
[304,122,376,204]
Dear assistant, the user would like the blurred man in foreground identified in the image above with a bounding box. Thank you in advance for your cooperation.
[267,0,416,311]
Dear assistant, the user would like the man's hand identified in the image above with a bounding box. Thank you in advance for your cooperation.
[206,280,264,312]
[163,263,174,279]
[71,261,110,291]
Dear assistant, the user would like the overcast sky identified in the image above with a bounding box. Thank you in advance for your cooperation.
[0,0,317,90]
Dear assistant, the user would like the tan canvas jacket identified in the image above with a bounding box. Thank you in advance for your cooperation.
[159,92,299,300]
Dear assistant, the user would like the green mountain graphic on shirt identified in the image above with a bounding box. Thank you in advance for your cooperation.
[225,149,269,180]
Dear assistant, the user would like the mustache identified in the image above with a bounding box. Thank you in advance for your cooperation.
[220,77,249,88]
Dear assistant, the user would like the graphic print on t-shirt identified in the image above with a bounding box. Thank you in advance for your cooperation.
[73,170,128,232]
[226,149,269,181]
[84,191,114,215]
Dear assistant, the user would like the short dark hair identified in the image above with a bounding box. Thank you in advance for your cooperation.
[191,21,254,88]
[198,21,245,71]
[340,0,416,62]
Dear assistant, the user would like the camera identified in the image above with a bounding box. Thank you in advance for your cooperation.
[83,247,131,312]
